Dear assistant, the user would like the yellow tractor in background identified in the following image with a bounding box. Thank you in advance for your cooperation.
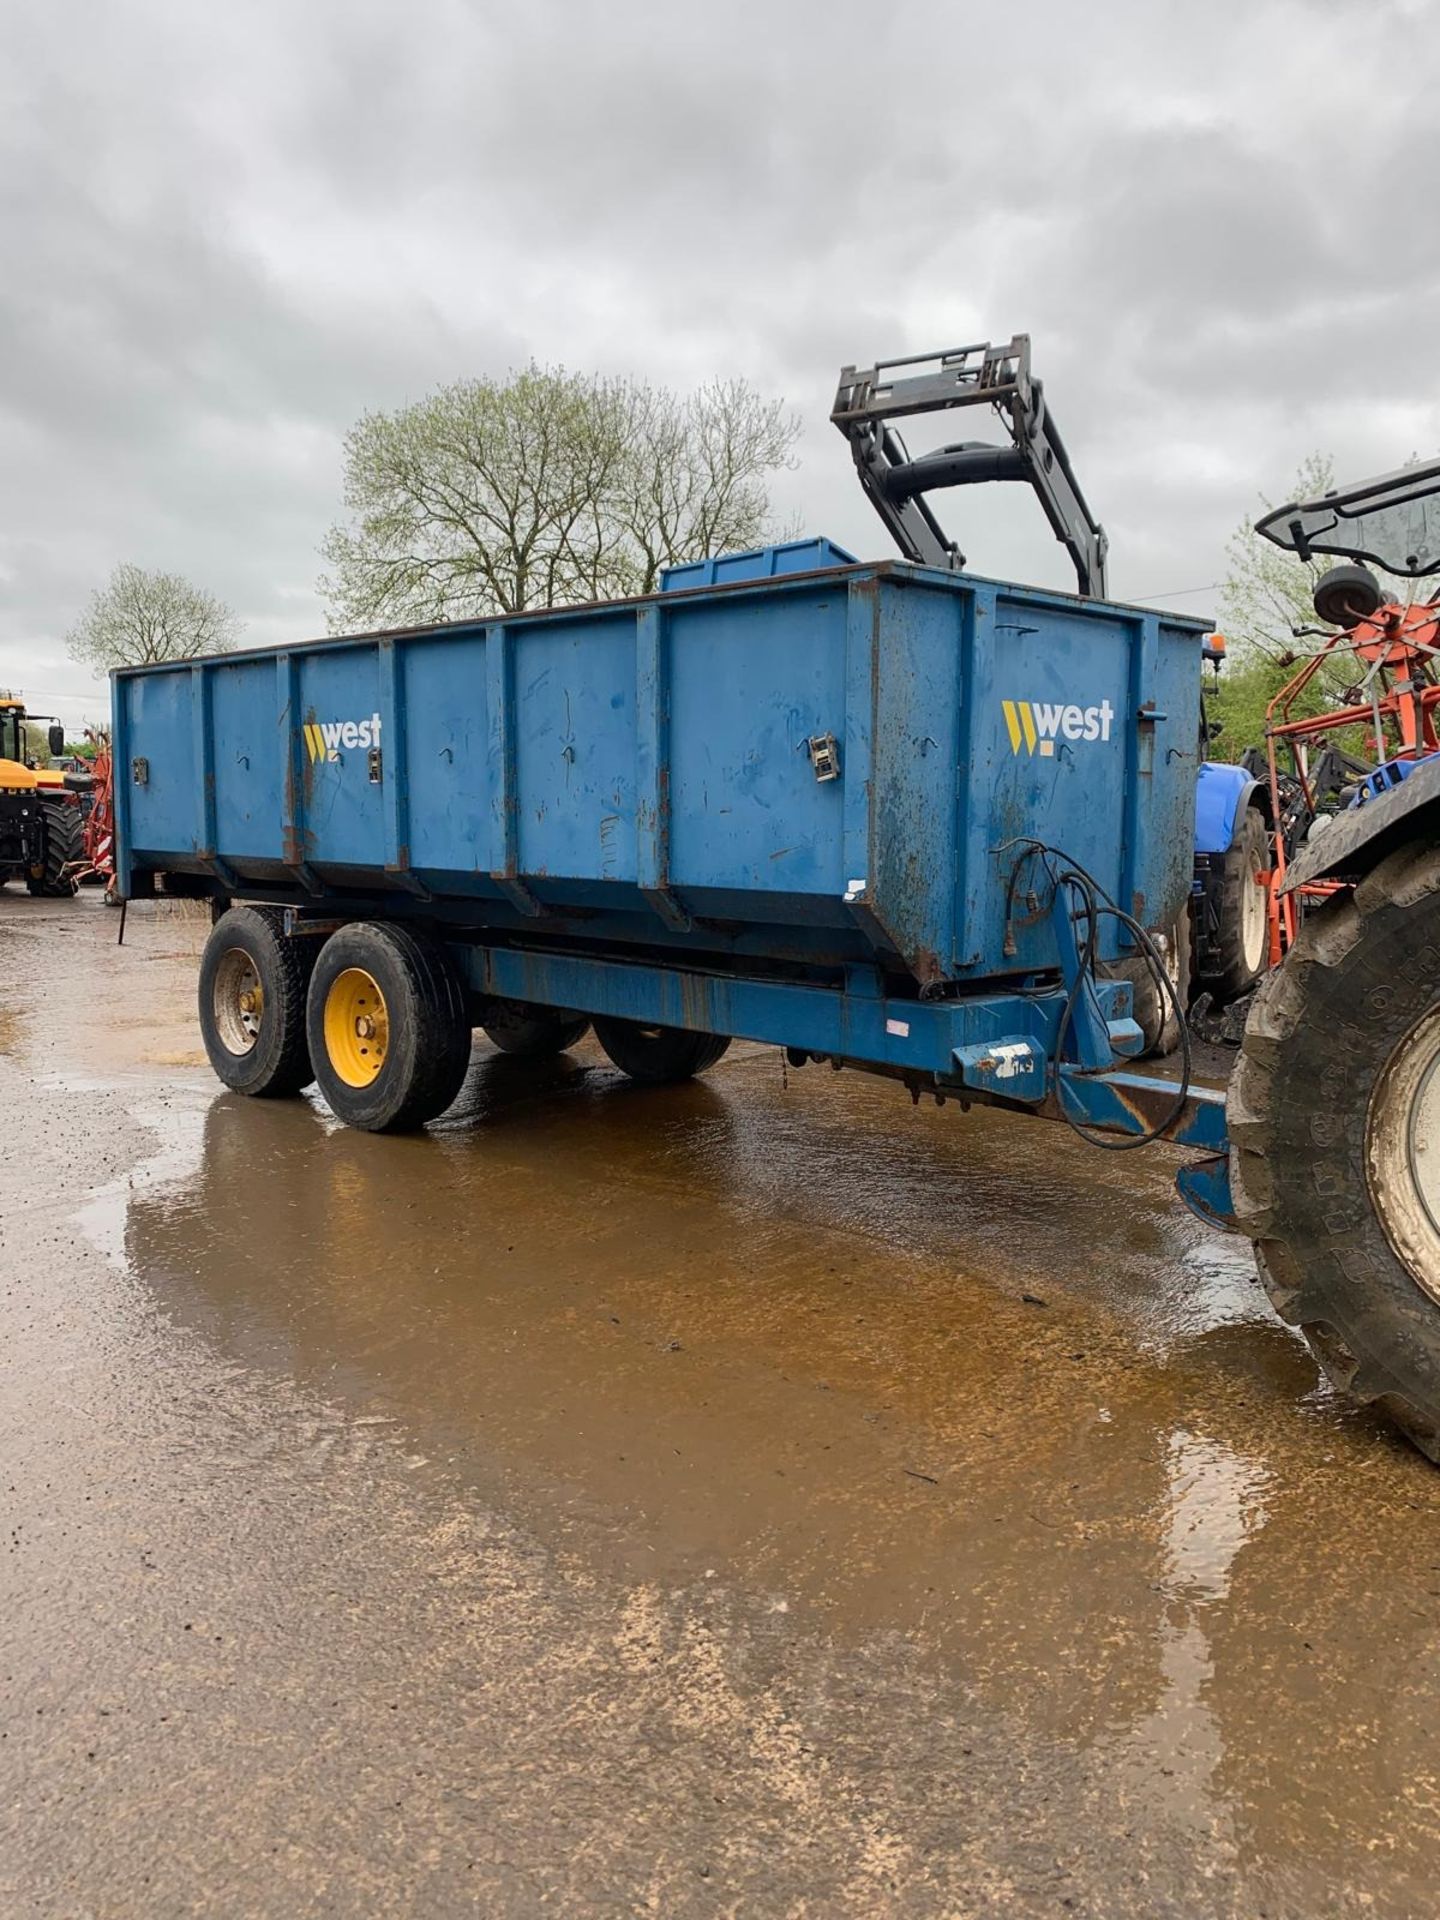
[0,694,86,896]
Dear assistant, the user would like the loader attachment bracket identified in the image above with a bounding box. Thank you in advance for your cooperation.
[831,334,1110,598]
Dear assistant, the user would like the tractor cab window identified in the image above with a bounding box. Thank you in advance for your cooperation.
[1255,459,1440,579]
[0,710,21,764]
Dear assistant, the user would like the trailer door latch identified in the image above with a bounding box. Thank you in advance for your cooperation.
[807,733,840,782]
[367,747,382,783]
[131,757,149,786]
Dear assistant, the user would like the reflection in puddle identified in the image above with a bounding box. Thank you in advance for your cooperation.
[54,1033,1440,1901]
[78,1096,207,1270]
[1161,1431,1269,1605]
[1101,1430,1269,1849]
[16,889,1440,1915]
[1164,1231,1282,1344]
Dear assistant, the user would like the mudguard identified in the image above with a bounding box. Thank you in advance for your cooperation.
[1283,753,1440,893]
[1194,761,1258,856]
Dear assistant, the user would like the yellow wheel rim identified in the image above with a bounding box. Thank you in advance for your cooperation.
[323,967,389,1087]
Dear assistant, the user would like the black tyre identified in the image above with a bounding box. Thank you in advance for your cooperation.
[26,797,83,897]
[1104,914,1191,1057]
[198,906,317,1097]
[1230,842,1440,1460]
[482,999,591,1058]
[592,1017,730,1086]
[307,921,471,1132]
[1200,806,1269,1002]
[1313,562,1384,629]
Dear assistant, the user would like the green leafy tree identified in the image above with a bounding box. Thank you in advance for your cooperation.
[319,364,800,629]
[1219,453,1335,663]
[1203,654,1310,763]
[66,564,240,671]
[15,722,98,767]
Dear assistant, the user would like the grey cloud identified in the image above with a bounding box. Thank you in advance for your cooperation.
[2,0,1438,730]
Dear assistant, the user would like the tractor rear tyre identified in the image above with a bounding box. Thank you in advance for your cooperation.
[199,906,317,1097]
[1105,914,1191,1057]
[26,797,83,897]
[1230,842,1440,1460]
[593,1017,730,1086]
[307,921,472,1132]
[1201,805,1269,1002]
[482,1000,591,1058]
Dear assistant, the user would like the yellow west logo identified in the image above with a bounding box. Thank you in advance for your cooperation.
[1002,700,1042,756]
[302,714,382,764]
[1002,696,1115,757]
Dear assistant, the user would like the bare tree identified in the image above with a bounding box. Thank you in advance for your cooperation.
[612,378,802,596]
[66,564,240,671]
[319,364,800,630]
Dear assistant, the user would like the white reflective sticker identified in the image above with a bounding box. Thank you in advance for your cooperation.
[885,1018,910,1037]
[990,1041,1031,1079]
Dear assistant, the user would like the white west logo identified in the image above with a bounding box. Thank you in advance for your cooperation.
[304,713,382,763]
[1002,697,1115,757]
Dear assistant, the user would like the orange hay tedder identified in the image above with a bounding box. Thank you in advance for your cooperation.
[1246,468,1440,971]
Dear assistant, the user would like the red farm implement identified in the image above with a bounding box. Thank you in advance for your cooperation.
[1257,577,1440,965]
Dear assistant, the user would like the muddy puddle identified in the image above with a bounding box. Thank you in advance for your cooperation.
[6,893,1440,1916]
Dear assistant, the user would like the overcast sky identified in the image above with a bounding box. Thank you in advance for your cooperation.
[3,0,1437,731]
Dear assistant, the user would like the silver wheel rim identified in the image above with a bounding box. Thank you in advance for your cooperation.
[212,947,264,1056]
[1239,841,1267,974]
[1151,927,1182,990]
[1368,1002,1440,1304]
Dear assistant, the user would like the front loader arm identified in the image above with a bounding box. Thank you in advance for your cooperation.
[831,335,1110,598]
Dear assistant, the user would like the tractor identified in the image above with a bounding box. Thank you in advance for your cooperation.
[0,694,88,896]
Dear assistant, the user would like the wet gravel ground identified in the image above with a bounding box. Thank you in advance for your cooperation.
[3,893,1440,1917]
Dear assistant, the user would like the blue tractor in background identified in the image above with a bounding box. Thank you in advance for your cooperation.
[1192,740,1271,1005]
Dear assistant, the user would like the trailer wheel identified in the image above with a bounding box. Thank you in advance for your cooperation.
[26,798,83,897]
[198,906,316,1097]
[307,922,472,1132]
[1230,842,1440,1460]
[1104,914,1191,1057]
[482,1000,591,1058]
[1201,805,1269,1001]
[592,1018,730,1085]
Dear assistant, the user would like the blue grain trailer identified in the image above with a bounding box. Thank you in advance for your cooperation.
[110,346,1440,1462]
[113,555,1218,1141]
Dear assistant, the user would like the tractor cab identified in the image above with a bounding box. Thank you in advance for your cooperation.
[0,698,66,791]
[1256,456,1440,584]
[0,697,82,895]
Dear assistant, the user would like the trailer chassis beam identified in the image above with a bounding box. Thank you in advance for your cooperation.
[453,941,1228,1191]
